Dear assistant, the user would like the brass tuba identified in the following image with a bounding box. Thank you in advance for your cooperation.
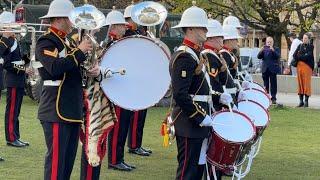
[68,4,106,71]
[130,1,168,38]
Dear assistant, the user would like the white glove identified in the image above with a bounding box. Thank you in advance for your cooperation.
[244,72,253,82]
[238,90,247,101]
[200,115,214,127]
[242,81,251,89]
[219,93,233,105]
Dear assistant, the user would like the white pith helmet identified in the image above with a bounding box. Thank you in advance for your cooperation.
[0,11,15,24]
[206,16,225,38]
[223,25,243,40]
[172,1,211,29]
[223,14,243,28]
[105,7,128,26]
[40,0,74,19]
[124,2,134,18]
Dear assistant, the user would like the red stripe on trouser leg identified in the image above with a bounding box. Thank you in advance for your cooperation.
[111,106,121,164]
[180,138,188,180]
[51,123,59,180]
[86,165,93,180]
[131,111,139,149]
[8,87,16,142]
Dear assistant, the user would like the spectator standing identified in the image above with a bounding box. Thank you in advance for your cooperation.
[258,36,281,104]
[293,33,315,107]
[288,33,302,76]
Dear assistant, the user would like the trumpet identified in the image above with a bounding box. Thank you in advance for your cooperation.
[0,23,47,37]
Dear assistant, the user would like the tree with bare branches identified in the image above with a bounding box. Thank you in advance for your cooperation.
[164,0,320,47]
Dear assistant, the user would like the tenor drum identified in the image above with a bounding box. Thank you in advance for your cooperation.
[207,110,255,170]
[241,88,271,110]
[100,36,171,110]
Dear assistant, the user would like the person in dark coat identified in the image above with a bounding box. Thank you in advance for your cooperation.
[36,0,97,179]
[257,36,280,104]
[293,33,315,107]
[123,3,152,157]
[170,4,232,180]
[0,11,31,148]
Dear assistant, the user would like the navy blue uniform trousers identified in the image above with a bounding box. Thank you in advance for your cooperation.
[127,109,148,149]
[41,122,79,180]
[5,87,24,142]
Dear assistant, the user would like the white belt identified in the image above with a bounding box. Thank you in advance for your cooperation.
[190,95,211,102]
[32,61,43,69]
[0,58,3,64]
[225,87,237,94]
[43,80,62,86]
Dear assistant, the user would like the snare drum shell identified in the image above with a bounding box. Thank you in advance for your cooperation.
[207,132,243,170]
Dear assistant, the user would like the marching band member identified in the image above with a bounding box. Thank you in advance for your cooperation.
[202,18,228,112]
[223,15,243,73]
[105,9,137,172]
[170,3,232,179]
[35,0,96,179]
[81,7,127,180]
[202,17,240,180]
[220,25,241,79]
[0,11,31,148]
[219,25,241,99]
[123,2,152,157]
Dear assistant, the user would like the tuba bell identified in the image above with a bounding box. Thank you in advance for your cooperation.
[130,1,168,38]
[69,4,106,71]
[131,1,167,27]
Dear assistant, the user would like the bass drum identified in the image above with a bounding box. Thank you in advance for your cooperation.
[100,36,171,110]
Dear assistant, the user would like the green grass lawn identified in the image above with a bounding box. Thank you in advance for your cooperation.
[0,97,320,179]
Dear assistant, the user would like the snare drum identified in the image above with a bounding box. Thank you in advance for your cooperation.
[244,81,266,93]
[207,110,255,170]
[240,88,271,110]
[237,100,270,137]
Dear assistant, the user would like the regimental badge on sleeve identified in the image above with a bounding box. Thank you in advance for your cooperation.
[181,70,187,78]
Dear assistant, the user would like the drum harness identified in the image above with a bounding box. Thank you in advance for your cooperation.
[219,49,240,95]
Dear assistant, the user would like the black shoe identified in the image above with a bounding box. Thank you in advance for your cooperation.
[297,94,304,107]
[18,139,29,146]
[108,162,132,171]
[304,95,309,108]
[0,156,4,161]
[297,102,304,107]
[128,147,150,156]
[122,161,136,169]
[272,100,277,105]
[141,147,152,154]
[7,140,27,147]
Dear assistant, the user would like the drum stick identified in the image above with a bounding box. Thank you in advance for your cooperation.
[212,122,231,127]
[222,86,233,113]
[112,68,126,75]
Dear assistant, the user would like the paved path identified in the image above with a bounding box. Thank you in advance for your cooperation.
[276,93,320,109]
